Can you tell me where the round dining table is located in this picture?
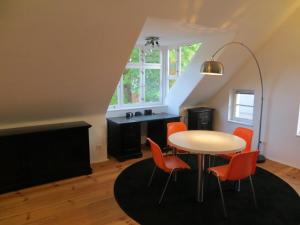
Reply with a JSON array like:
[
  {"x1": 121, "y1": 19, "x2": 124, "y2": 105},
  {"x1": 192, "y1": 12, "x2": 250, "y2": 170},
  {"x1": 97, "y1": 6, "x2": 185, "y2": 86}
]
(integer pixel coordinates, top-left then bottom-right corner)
[{"x1": 168, "y1": 130, "x2": 246, "y2": 202}]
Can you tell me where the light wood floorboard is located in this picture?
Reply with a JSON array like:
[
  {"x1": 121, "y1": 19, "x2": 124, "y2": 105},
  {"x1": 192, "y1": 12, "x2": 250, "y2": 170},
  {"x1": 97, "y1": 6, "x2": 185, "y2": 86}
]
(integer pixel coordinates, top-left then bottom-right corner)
[{"x1": 0, "y1": 151, "x2": 298, "y2": 225}]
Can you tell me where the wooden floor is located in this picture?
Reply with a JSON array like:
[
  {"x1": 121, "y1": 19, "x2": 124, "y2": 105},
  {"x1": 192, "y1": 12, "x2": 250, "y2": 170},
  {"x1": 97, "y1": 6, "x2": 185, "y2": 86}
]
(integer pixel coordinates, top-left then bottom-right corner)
[{"x1": 0, "y1": 152, "x2": 299, "y2": 225}]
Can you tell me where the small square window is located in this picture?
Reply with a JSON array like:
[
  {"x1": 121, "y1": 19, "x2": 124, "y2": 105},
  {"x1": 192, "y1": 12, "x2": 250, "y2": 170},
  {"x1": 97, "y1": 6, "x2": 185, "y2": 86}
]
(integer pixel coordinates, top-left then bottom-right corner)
[{"x1": 229, "y1": 90, "x2": 255, "y2": 125}]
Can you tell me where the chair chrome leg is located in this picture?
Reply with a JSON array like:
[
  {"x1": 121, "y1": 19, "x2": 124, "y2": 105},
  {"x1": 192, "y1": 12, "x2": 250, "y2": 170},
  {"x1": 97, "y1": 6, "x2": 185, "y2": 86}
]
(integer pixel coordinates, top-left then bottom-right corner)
[
  {"x1": 249, "y1": 176, "x2": 258, "y2": 208},
  {"x1": 174, "y1": 170, "x2": 178, "y2": 182},
  {"x1": 159, "y1": 170, "x2": 174, "y2": 204},
  {"x1": 217, "y1": 177, "x2": 228, "y2": 218},
  {"x1": 207, "y1": 155, "x2": 211, "y2": 174},
  {"x1": 235, "y1": 180, "x2": 241, "y2": 192},
  {"x1": 148, "y1": 166, "x2": 157, "y2": 187}
]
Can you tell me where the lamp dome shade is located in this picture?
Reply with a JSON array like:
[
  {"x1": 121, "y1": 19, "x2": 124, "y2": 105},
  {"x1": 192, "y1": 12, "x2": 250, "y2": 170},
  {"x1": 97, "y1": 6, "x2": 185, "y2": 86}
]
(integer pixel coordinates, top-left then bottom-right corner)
[{"x1": 200, "y1": 60, "x2": 224, "y2": 75}]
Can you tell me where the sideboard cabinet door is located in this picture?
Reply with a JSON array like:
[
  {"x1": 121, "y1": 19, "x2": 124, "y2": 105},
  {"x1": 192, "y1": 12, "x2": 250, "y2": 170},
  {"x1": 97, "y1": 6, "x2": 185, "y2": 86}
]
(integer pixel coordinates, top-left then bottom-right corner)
[{"x1": 0, "y1": 136, "x2": 26, "y2": 193}]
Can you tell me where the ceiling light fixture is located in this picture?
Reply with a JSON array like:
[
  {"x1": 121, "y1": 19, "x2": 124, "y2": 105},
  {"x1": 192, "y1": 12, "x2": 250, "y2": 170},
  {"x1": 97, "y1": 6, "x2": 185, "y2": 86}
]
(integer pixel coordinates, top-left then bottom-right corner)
[{"x1": 145, "y1": 36, "x2": 160, "y2": 48}]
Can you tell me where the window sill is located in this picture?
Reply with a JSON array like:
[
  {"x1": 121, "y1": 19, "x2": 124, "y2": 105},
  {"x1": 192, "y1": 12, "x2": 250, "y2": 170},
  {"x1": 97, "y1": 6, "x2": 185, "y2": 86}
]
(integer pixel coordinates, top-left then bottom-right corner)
[
  {"x1": 227, "y1": 119, "x2": 253, "y2": 127},
  {"x1": 107, "y1": 104, "x2": 167, "y2": 112}
]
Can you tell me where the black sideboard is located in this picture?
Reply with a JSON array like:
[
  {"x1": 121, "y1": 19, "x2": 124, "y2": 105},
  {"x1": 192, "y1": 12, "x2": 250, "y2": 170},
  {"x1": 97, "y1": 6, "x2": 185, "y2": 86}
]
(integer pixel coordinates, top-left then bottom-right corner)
[
  {"x1": 188, "y1": 107, "x2": 214, "y2": 130},
  {"x1": 0, "y1": 121, "x2": 92, "y2": 194},
  {"x1": 107, "y1": 113, "x2": 180, "y2": 161}
]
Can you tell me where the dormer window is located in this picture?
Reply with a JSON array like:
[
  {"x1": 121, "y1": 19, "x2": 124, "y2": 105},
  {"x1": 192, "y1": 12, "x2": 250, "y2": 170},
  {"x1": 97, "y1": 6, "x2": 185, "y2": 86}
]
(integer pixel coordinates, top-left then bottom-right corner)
[
  {"x1": 109, "y1": 48, "x2": 162, "y2": 108},
  {"x1": 109, "y1": 43, "x2": 200, "y2": 110},
  {"x1": 167, "y1": 43, "x2": 201, "y2": 91}
]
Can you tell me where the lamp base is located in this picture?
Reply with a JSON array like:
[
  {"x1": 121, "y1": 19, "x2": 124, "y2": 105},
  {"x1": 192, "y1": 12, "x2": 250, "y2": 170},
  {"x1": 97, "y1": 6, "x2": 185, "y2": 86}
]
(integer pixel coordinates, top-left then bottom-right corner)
[{"x1": 257, "y1": 154, "x2": 266, "y2": 163}]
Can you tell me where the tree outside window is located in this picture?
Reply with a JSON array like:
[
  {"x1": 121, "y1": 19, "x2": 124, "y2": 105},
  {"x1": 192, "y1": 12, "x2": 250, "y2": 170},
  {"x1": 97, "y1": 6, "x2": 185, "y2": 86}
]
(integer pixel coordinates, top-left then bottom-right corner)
[
  {"x1": 122, "y1": 68, "x2": 140, "y2": 104},
  {"x1": 167, "y1": 43, "x2": 201, "y2": 91},
  {"x1": 109, "y1": 43, "x2": 201, "y2": 108},
  {"x1": 109, "y1": 47, "x2": 161, "y2": 108}
]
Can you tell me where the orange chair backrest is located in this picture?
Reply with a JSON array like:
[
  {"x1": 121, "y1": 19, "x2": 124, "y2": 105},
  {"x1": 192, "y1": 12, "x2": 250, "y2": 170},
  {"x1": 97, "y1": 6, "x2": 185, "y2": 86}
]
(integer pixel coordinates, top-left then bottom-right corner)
[
  {"x1": 147, "y1": 138, "x2": 168, "y2": 172},
  {"x1": 226, "y1": 150, "x2": 259, "y2": 181},
  {"x1": 233, "y1": 127, "x2": 253, "y2": 153},
  {"x1": 167, "y1": 122, "x2": 187, "y2": 145}
]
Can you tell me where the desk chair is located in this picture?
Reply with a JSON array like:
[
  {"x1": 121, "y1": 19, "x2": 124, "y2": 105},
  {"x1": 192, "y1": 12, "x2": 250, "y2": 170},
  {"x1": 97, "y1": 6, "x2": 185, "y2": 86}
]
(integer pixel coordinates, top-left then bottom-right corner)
[
  {"x1": 147, "y1": 138, "x2": 190, "y2": 204},
  {"x1": 208, "y1": 150, "x2": 259, "y2": 217},
  {"x1": 218, "y1": 127, "x2": 253, "y2": 160},
  {"x1": 167, "y1": 122, "x2": 189, "y2": 154}
]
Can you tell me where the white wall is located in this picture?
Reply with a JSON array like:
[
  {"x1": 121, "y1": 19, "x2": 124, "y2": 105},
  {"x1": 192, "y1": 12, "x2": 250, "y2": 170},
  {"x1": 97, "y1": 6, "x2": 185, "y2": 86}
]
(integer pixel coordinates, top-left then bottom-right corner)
[
  {"x1": 0, "y1": 114, "x2": 108, "y2": 162},
  {"x1": 1, "y1": 0, "x2": 299, "y2": 163},
  {"x1": 0, "y1": 0, "x2": 200, "y2": 163},
  {"x1": 165, "y1": 32, "x2": 235, "y2": 114},
  {"x1": 206, "y1": 7, "x2": 300, "y2": 169}
]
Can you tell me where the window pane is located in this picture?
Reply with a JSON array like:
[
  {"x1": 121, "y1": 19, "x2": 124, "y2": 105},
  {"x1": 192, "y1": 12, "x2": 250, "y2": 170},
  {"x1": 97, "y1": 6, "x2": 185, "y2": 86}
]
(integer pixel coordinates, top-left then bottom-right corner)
[
  {"x1": 180, "y1": 43, "x2": 201, "y2": 74},
  {"x1": 145, "y1": 49, "x2": 160, "y2": 64},
  {"x1": 109, "y1": 89, "x2": 118, "y2": 105},
  {"x1": 122, "y1": 69, "x2": 140, "y2": 104},
  {"x1": 168, "y1": 79, "x2": 176, "y2": 90},
  {"x1": 168, "y1": 49, "x2": 177, "y2": 76},
  {"x1": 128, "y1": 48, "x2": 139, "y2": 63},
  {"x1": 145, "y1": 69, "x2": 160, "y2": 102},
  {"x1": 236, "y1": 93, "x2": 254, "y2": 106},
  {"x1": 235, "y1": 105, "x2": 254, "y2": 120}
]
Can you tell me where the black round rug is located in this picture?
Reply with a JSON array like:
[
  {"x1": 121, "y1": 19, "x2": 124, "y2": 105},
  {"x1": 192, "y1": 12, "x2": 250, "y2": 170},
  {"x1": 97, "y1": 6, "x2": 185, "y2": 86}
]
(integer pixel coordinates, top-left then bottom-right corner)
[{"x1": 114, "y1": 156, "x2": 300, "y2": 225}]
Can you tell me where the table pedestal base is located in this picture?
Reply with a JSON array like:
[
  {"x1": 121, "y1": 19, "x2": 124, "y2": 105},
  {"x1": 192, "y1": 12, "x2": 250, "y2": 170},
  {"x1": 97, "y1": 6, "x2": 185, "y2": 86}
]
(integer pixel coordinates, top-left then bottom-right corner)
[{"x1": 197, "y1": 154, "x2": 205, "y2": 202}]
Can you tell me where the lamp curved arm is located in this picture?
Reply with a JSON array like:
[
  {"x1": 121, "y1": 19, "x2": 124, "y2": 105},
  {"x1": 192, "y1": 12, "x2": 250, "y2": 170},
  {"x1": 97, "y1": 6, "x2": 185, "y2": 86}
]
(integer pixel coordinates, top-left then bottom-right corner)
[{"x1": 211, "y1": 41, "x2": 263, "y2": 150}]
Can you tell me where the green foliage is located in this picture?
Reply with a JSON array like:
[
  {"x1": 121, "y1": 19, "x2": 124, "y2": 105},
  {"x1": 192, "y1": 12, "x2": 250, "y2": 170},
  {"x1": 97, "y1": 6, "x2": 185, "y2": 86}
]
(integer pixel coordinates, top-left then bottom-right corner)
[
  {"x1": 110, "y1": 89, "x2": 118, "y2": 105},
  {"x1": 122, "y1": 68, "x2": 140, "y2": 104},
  {"x1": 168, "y1": 49, "x2": 177, "y2": 76},
  {"x1": 168, "y1": 79, "x2": 176, "y2": 89},
  {"x1": 180, "y1": 43, "x2": 201, "y2": 74},
  {"x1": 109, "y1": 43, "x2": 201, "y2": 106},
  {"x1": 145, "y1": 69, "x2": 160, "y2": 102},
  {"x1": 145, "y1": 49, "x2": 160, "y2": 63},
  {"x1": 128, "y1": 48, "x2": 139, "y2": 63}
]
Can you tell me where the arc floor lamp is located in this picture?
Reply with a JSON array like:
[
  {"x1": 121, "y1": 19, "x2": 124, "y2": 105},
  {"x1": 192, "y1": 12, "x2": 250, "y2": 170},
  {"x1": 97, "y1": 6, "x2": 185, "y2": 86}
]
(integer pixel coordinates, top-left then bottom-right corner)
[{"x1": 200, "y1": 41, "x2": 265, "y2": 163}]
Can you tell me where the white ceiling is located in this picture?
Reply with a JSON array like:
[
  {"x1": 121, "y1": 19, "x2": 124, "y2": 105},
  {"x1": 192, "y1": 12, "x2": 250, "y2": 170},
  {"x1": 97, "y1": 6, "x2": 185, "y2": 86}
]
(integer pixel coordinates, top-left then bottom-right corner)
[{"x1": 136, "y1": 18, "x2": 230, "y2": 47}]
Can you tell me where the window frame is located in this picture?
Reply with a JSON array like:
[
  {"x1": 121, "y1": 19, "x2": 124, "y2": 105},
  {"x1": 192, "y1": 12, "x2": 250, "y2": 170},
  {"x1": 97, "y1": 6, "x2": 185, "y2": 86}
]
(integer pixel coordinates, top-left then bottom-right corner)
[
  {"x1": 109, "y1": 47, "x2": 163, "y2": 110},
  {"x1": 109, "y1": 43, "x2": 201, "y2": 110},
  {"x1": 167, "y1": 47, "x2": 180, "y2": 92},
  {"x1": 228, "y1": 89, "x2": 255, "y2": 125}
]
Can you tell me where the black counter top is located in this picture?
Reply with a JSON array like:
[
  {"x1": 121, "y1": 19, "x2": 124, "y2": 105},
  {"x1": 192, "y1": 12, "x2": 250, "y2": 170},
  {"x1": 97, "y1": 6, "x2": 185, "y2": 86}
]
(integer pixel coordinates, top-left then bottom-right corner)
[
  {"x1": 0, "y1": 121, "x2": 91, "y2": 137},
  {"x1": 107, "y1": 113, "x2": 180, "y2": 125}
]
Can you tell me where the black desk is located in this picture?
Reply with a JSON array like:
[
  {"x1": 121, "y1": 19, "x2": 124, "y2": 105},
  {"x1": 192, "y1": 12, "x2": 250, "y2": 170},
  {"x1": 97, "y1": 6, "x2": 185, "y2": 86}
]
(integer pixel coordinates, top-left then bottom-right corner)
[{"x1": 107, "y1": 113, "x2": 180, "y2": 161}]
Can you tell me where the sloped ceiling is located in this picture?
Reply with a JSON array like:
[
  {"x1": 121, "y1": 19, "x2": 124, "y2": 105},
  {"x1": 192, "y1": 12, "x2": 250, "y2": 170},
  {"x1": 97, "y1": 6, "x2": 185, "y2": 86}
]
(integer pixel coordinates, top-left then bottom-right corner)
[
  {"x1": 181, "y1": 0, "x2": 300, "y2": 108},
  {"x1": 0, "y1": 0, "x2": 298, "y2": 124}
]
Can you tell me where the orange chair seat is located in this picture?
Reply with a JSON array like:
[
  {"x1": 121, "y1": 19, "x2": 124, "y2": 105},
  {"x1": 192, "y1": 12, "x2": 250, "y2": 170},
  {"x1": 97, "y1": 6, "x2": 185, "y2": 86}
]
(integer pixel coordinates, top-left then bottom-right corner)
[
  {"x1": 163, "y1": 155, "x2": 190, "y2": 173},
  {"x1": 208, "y1": 165, "x2": 229, "y2": 181}
]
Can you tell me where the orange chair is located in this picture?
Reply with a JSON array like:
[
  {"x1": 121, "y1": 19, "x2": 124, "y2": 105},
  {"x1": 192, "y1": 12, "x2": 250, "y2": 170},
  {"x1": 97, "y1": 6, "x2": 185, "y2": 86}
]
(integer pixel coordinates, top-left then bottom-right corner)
[
  {"x1": 167, "y1": 122, "x2": 189, "y2": 154},
  {"x1": 208, "y1": 150, "x2": 259, "y2": 217},
  {"x1": 147, "y1": 138, "x2": 190, "y2": 204},
  {"x1": 218, "y1": 127, "x2": 254, "y2": 160}
]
